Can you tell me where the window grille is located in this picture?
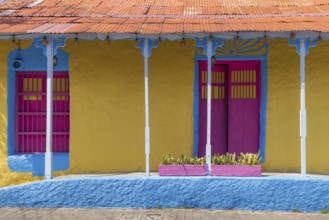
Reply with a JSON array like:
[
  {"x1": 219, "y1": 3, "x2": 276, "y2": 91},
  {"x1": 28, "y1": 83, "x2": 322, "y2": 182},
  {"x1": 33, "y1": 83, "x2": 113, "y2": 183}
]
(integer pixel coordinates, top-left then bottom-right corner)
[{"x1": 15, "y1": 71, "x2": 70, "y2": 153}]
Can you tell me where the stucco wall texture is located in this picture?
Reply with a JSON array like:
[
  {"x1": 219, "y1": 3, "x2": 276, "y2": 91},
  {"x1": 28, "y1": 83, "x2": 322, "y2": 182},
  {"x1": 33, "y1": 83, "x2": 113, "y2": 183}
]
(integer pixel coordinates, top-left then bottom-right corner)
[
  {"x1": 66, "y1": 39, "x2": 194, "y2": 173},
  {"x1": 264, "y1": 39, "x2": 329, "y2": 172},
  {"x1": 1, "y1": 39, "x2": 329, "y2": 186},
  {"x1": 66, "y1": 39, "x2": 329, "y2": 174},
  {"x1": 1, "y1": 177, "x2": 329, "y2": 212}
]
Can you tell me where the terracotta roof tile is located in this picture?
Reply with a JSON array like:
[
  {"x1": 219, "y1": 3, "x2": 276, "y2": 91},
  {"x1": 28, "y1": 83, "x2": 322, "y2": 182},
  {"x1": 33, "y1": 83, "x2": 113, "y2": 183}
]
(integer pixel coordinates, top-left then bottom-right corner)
[
  {"x1": 140, "y1": 23, "x2": 163, "y2": 34},
  {"x1": 0, "y1": 24, "x2": 13, "y2": 31},
  {"x1": 65, "y1": 23, "x2": 95, "y2": 33},
  {"x1": 0, "y1": 0, "x2": 329, "y2": 34},
  {"x1": 33, "y1": 23, "x2": 76, "y2": 33},
  {"x1": 0, "y1": 23, "x2": 39, "y2": 33}
]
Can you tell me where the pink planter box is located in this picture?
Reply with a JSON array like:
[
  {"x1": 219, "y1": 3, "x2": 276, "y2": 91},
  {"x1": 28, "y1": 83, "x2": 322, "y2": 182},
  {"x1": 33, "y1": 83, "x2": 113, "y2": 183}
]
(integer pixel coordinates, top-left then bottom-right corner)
[
  {"x1": 158, "y1": 165, "x2": 206, "y2": 176},
  {"x1": 211, "y1": 165, "x2": 261, "y2": 177}
]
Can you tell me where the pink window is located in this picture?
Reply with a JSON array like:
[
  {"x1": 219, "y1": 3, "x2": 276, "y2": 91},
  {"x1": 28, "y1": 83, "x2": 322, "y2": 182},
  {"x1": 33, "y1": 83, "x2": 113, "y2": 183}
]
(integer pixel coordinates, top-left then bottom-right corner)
[{"x1": 15, "y1": 71, "x2": 70, "y2": 153}]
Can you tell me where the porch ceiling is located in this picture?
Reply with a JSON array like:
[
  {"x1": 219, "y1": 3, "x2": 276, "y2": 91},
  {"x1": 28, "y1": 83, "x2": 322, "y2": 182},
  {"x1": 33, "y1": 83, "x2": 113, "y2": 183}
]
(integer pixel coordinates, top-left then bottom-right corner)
[{"x1": 1, "y1": 0, "x2": 329, "y2": 36}]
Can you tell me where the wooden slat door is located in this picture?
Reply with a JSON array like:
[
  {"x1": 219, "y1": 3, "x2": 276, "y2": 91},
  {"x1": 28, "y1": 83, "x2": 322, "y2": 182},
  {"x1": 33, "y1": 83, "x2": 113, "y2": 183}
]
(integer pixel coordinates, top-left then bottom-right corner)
[
  {"x1": 228, "y1": 61, "x2": 260, "y2": 154},
  {"x1": 198, "y1": 63, "x2": 228, "y2": 156}
]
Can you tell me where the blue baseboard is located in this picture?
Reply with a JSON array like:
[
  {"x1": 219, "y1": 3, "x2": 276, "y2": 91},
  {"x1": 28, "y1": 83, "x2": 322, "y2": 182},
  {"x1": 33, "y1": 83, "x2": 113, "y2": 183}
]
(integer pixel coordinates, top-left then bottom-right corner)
[{"x1": 0, "y1": 176, "x2": 328, "y2": 212}]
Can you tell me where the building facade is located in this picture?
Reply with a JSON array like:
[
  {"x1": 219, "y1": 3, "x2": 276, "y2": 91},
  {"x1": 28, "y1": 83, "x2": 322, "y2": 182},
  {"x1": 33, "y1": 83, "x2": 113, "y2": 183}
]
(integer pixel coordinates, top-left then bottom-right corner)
[{"x1": 1, "y1": 36, "x2": 329, "y2": 186}]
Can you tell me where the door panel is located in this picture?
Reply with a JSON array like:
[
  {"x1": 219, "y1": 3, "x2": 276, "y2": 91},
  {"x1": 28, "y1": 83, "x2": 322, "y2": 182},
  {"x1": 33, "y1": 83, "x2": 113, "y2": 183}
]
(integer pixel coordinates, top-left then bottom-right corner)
[
  {"x1": 228, "y1": 61, "x2": 260, "y2": 154},
  {"x1": 198, "y1": 64, "x2": 228, "y2": 156}
]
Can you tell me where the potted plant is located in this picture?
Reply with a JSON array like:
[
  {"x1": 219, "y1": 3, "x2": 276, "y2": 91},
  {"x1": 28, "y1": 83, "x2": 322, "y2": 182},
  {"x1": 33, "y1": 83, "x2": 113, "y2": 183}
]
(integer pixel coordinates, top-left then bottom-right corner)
[
  {"x1": 211, "y1": 152, "x2": 261, "y2": 177},
  {"x1": 158, "y1": 154, "x2": 206, "y2": 176}
]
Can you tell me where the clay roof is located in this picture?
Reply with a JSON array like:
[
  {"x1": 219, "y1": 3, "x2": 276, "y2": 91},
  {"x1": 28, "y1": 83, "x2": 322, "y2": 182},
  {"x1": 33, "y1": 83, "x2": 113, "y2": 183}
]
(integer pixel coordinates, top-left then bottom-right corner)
[{"x1": 0, "y1": 0, "x2": 329, "y2": 34}]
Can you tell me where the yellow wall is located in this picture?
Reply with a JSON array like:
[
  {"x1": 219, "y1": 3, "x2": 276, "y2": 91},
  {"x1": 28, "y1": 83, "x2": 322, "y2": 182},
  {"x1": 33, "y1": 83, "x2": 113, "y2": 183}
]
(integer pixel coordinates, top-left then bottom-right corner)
[
  {"x1": 67, "y1": 38, "x2": 329, "y2": 174},
  {"x1": 2, "y1": 38, "x2": 329, "y2": 186},
  {"x1": 66, "y1": 40, "x2": 195, "y2": 172},
  {"x1": 263, "y1": 39, "x2": 329, "y2": 173}
]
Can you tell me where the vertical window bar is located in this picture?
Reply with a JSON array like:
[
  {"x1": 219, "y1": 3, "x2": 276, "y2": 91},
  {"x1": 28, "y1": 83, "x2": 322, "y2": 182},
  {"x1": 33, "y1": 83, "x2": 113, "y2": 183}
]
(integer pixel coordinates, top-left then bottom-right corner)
[
  {"x1": 61, "y1": 76, "x2": 63, "y2": 152},
  {"x1": 53, "y1": 77, "x2": 56, "y2": 152},
  {"x1": 32, "y1": 77, "x2": 35, "y2": 152},
  {"x1": 36, "y1": 107, "x2": 39, "y2": 152}
]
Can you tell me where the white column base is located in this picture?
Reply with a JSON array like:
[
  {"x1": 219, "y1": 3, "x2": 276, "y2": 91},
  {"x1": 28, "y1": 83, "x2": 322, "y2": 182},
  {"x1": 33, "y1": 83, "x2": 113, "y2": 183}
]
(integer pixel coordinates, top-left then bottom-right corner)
[
  {"x1": 45, "y1": 152, "x2": 53, "y2": 180},
  {"x1": 145, "y1": 126, "x2": 150, "y2": 177},
  {"x1": 206, "y1": 144, "x2": 212, "y2": 175}
]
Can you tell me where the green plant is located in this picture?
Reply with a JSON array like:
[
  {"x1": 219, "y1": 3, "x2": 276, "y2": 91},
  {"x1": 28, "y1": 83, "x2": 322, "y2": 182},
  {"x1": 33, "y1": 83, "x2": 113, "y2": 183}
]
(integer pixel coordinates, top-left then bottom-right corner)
[
  {"x1": 320, "y1": 208, "x2": 329, "y2": 214},
  {"x1": 190, "y1": 156, "x2": 205, "y2": 165},
  {"x1": 212, "y1": 152, "x2": 261, "y2": 165},
  {"x1": 238, "y1": 152, "x2": 261, "y2": 165},
  {"x1": 292, "y1": 209, "x2": 301, "y2": 213},
  {"x1": 160, "y1": 152, "x2": 260, "y2": 166},
  {"x1": 160, "y1": 154, "x2": 205, "y2": 165},
  {"x1": 176, "y1": 154, "x2": 191, "y2": 164},
  {"x1": 160, "y1": 154, "x2": 175, "y2": 165},
  {"x1": 212, "y1": 153, "x2": 238, "y2": 165}
]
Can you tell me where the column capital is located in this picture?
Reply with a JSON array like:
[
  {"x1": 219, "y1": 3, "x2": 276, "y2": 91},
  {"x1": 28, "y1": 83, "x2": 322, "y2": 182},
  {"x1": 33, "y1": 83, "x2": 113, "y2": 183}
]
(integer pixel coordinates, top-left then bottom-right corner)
[
  {"x1": 135, "y1": 38, "x2": 158, "y2": 58},
  {"x1": 33, "y1": 37, "x2": 67, "y2": 56},
  {"x1": 195, "y1": 36, "x2": 224, "y2": 57},
  {"x1": 288, "y1": 38, "x2": 317, "y2": 56}
]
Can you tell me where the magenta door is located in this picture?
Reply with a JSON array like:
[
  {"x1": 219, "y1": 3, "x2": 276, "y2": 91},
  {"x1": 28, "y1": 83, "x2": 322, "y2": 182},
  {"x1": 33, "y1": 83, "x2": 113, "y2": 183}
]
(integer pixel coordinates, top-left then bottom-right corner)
[
  {"x1": 198, "y1": 63, "x2": 228, "y2": 156},
  {"x1": 228, "y1": 61, "x2": 260, "y2": 154},
  {"x1": 198, "y1": 60, "x2": 260, "y2": 156}
]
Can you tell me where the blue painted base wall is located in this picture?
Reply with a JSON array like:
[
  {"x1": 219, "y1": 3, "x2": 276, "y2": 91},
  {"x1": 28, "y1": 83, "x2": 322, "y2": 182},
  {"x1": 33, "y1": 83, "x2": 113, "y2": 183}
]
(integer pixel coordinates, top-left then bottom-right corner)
[
  {"x1": 8, "y1": 153, "x2": 69, "y2": 176},
  {"x1": 0, "y1": 177, "x2": 329, "y2": 212}
]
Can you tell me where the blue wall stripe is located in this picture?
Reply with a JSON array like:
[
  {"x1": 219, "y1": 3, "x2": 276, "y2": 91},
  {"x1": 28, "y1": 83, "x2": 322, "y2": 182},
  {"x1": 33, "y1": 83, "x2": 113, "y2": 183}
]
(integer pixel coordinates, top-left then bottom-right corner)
[
  {"x1": 259, "y1": 59, "x2": 268, "y2": 162},
  {"x1": 193, "y1": 59, "x2": 200, "y2": 157}
]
